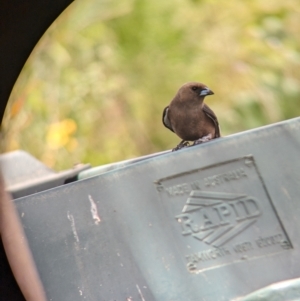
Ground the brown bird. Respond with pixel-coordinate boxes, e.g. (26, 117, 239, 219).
(163, 82, 220, 151)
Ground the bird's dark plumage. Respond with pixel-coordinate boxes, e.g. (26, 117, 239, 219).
(163, 82, 220, 151)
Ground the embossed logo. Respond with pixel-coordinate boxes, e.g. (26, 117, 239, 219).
(176, 191, 261, 247)
(155, 156, 292, 273)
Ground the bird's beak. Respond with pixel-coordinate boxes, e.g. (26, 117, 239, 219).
(200, 88, 214, 96)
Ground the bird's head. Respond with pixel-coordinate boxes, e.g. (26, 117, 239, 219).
(178, 82, 214, 103)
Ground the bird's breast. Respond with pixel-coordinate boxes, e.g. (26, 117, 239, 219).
(169, 105, 216, 141)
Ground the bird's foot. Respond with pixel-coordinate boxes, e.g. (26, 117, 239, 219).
(172, 140, 190, 151)
(192, 134, 213, 146)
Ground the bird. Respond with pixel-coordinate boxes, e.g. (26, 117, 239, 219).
(162, 82, 220, 151)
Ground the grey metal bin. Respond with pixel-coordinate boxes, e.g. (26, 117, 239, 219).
(9, 117, 300, 300)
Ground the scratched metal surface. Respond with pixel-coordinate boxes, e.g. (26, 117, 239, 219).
(15, 117, 300, 301)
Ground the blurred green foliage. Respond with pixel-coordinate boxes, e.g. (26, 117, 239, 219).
(2, 0, 300, 170)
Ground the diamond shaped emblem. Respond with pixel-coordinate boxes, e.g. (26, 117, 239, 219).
(176, 191, 261, 247)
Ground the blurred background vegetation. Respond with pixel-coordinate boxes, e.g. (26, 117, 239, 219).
(1, 0, 300, 170)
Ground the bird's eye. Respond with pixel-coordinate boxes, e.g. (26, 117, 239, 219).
(191, 86, 197, 91)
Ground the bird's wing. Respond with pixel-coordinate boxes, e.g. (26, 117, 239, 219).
(202, 104, 221, 138)
(162, 106, 174, 132)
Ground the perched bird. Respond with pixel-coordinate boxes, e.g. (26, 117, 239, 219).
(163, 82, 220, 151)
